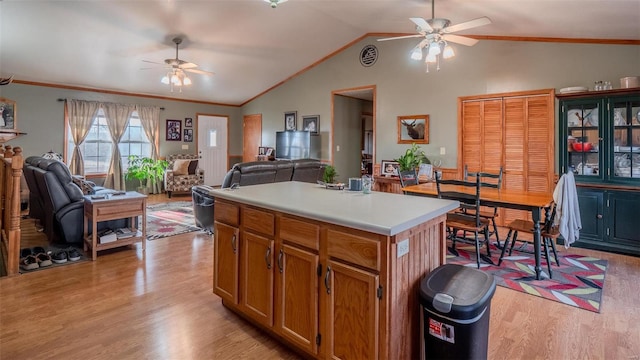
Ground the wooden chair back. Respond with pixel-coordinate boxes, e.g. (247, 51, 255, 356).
(463, 165, 503, 189)
(435, 172, 482, 227)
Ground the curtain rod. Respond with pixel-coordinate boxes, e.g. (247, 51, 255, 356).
(57, 98, 165, 110)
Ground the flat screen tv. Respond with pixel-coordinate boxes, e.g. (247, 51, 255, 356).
(275, 131, 320, 160)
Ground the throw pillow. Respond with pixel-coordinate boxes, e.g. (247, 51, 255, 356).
(188, 160, 198, 175)
(173, 159, 191, 176)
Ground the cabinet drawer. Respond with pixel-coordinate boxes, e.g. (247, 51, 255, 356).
(243, 207, 275, 236)
(96, 200, 143, 217)
(215, 201, 239, 226)
(327, 229, 380, 271)
(279, 216, 320, 251)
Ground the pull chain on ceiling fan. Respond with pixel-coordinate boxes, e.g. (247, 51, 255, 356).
(378, 0, 491, 72)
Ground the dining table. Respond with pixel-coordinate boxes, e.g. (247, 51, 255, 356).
(402, 182, 554, 280)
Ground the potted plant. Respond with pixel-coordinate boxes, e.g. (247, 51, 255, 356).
(125, 155, 169, 194)
(323, 165, 338, 184)
(395, 143, 430, 172)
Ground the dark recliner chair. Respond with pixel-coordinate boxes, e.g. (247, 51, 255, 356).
(23, 156, 47, 224)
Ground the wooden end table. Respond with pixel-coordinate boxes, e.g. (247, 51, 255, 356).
(83, 191, 147, 260)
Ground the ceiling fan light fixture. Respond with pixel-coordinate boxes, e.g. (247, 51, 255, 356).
(425, 53, 437, 63)
(443, 44, 455, 59)
(428, 42, 441, 57)
(410, 47, 423, 61)
(183, 76, 192, 86)
(161, 74, 170, 85)
(171, 73, 181, 86)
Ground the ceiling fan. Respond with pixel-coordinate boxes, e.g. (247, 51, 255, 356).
(378, 0, 491, 71)
(142, 37, 214, 91)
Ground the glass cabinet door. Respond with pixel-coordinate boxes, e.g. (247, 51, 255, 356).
(611, 98, 640, 180)
(566, 102, 601, 178)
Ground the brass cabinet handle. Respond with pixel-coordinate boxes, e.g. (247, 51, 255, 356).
(265, 246, 272, 269)
(324, 266, 331, 294)
(277, 249, 284, 273)
(231, 234, 237, 254)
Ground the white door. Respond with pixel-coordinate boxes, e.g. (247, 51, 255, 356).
(197, 115, 228, 186)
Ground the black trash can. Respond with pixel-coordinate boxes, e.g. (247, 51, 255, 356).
(420, 264, 496, 360)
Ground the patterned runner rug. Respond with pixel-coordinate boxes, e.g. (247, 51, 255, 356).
(447, 242, 607, 313)
(146, 201, 201, 240)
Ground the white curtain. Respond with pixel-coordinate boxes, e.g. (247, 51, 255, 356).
(67, 99, 100, 175)
(138, 105, 162, 194)
(103, 103, 136, 190)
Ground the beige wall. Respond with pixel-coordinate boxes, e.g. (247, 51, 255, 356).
(242, 37, 640, 172)
(1, 83, 243, 159)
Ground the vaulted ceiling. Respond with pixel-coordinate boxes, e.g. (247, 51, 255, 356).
(1, 0, 639, 105)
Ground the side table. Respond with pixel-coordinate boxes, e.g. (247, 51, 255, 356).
(83, 191, 147, 260)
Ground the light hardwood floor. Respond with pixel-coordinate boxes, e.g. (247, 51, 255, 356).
(1, 194, 639, 359)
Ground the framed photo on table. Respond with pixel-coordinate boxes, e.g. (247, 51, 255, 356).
(284, 111, 297, 131)
(380, 160, 400, 176)
(166, 119, 181, 141)
(0, 97, 17, 130)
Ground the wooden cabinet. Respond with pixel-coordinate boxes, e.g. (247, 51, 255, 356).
(558, 88, 640, 256)
(459, 89, 555, 224)
(213, 221, 239, 304)
(212, 198, 447, 359)
(325, 260, 379, 360)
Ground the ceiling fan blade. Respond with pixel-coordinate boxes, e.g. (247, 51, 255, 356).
(184, 68, 214, 76)
(142, 59, 165, 65)
(442, 34, 479, 46)
(378, 34, 424, 42)
(410, 17, 433, 33)
(443, 16, 491, 34)
(180, 62, 198, 69)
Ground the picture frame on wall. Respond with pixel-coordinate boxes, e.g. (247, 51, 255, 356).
(284, 111, 297, 131)
(185, 117, 193, 127)
(184, 128, 193, 142)
(302, 115, 319, 134)
(0, 97, 17, 130)
(397, 114, 429, 144)
(380, 160, 400, 176)
(166, 119, 182, 141)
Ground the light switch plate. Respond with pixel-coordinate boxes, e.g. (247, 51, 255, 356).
(182, 144, 189, 150)
(397, 239, 409, 258)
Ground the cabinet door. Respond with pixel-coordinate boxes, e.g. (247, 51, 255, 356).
(213, 222, 239, 304)
(275, 244, 319, 355)
(561, 99, 604, 182)
(607, 191, 640, 253)
(609, 97, 640, 183)
(325, 260, 379, 360)
(576, 188, 604, 241)
(241, 231, 274, 327)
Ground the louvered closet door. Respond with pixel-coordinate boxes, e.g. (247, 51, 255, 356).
(502, 94, 555, 224)
(460, 90, 555, 226)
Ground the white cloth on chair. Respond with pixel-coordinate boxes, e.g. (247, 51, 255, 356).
(553, 172, 581, 248)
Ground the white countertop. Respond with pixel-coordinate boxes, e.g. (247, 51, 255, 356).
(211, 181, 459, 236)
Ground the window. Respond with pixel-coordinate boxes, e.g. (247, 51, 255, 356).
(67, 109, 151, 174)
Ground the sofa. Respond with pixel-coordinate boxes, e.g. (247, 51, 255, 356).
(23, 156, 125, 244)
(164, 154, 204, 198)
(192, 159, 326, 233)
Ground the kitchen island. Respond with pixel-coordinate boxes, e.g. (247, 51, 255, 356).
(211, 181, 458, 359)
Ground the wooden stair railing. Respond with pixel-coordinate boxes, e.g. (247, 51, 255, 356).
(0, 145, 23, 276)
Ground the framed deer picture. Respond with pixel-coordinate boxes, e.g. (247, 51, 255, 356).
(397, 114, 429, 144)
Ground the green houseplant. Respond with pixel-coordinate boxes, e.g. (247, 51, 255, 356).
(125, 155, 169, 193)
(395, 143, 430, 172)
(323, 165, 338, 184)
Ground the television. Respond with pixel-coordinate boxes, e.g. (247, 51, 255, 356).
(275, 131, 320, 160)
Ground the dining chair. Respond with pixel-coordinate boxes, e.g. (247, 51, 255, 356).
(462, 165, 503, 245)
(399, 169, 419, 194)
(498, 202, 561, 278)
(436, 172, 491, 268)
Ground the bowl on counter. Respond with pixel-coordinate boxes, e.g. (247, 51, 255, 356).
(572, 142, 593, 152)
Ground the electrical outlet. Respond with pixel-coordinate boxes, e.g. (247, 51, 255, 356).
(440, 147, 446, 155)
(182, 144, 189, 150)
(397, 239, 409, 258)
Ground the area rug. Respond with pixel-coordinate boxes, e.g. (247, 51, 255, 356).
(446, 243, 607, 313)
(146, 201, 201, 240)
